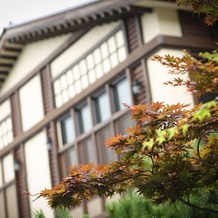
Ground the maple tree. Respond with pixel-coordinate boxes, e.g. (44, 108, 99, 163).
(38, 1, 218, 214)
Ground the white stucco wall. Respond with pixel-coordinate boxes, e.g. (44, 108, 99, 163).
(24, 130, 53, 218)
(2, 153, 14, 183)
(146, 48, 194, 106)
(0, 34, 71, 95)
(141, 8, 182, 43)
(50, 21, 121, 78)
(19, 75, 44, 131)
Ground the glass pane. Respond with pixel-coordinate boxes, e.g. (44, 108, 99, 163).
(72, 65, 80, 80)
(95, 64, 103, 79)
(100, 43, 109, 59)
(54, 80, 61, 95)
(75, 80, 82, 94)
(86, 137, 97, 164)
(80, 105, 92, 133)
(93, 48, 101, 64)
(60, 75, 67, 89)
(0, 191, 6, 218)
(96, 92, 111, 123)
(68, 85, 75, 98)
(108, 36, 116, 53)
(115, 78, 132, 111)
(118, 47, 127, 62)
(7, 131, 13, 144)
(88, 69, 96, 84)
(86, 54, 94, 70)
(103, 58, 111, 74)
(69, 146, 77, 166)
(81, 75, 89, 89)
(60, 115, 75, 145)
(6, 118, 12, 131)
(79, 60, 87, 75)
(55, 95, 63, 108)
(116, 30, 125, 47)
(110, 53, 118, 68)
(62, 89, 69, 103)
(6, 185, 18, 218)
(66, 70, 74, 84)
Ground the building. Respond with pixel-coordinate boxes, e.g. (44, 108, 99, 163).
(0, 0, 217, 217)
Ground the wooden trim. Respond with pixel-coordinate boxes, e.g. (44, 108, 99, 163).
(0, 34, 217, 157)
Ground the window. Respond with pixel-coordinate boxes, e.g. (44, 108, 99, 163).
(94, 91, 111, 123)
(53, 29, 127, 108)
(0, 154, 18, 218)
(113, 77, 132, 111)
(60, 115, 75, 145)
(78, 104, 92, 133)
(0, 100, 13, 150)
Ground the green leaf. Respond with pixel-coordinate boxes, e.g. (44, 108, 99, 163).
(181, 124, 190, 136)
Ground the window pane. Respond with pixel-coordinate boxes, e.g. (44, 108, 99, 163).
(68, 85, 75, 98)
(69, 146, 77, 166)
(115, 30, 125, 47)
(110, 53, 118, 68)
(55, 95, 63, 108)
(79, 105, 92, 133)
(81, 75, 89, 89)
(93, 48, 101, 64)
(54, 80, 61, 95)
(75, 80, 82, 94)
(86, 138, 97, 164)
(60, 75, 67, 89)
(114, 78, 132, 111)
(96, 92, 111, 123)
(66, 70, 74, 84)
(95, 64, 103, 79)
(102, 59, 111, 74)
(118, 47, 127, 62)
(88, 69, 96, 84)
(79, 60, 87, 75)
(60, 115, 75, 145)
(72, 65, 80, 80)
(108, 36, 116, 53)
(100, 43, 109, 59)
(62, 90, 69, 103)
(86, 54, 94, 70)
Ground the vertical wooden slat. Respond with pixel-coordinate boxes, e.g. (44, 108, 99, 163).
(11, 92, 22, 137)
(130, 61, 150, 105)
(49, 122, 60, 185)
(41, 65, 54, 114)
(14, 145, 30, 218)
(125, 16, 141, 53)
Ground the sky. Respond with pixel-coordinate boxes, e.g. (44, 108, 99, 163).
(0, 0, 94, 34)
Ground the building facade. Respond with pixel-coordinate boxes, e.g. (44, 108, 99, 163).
(0, 0, 217, 217)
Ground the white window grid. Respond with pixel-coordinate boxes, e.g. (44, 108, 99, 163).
(53, 29, 127, 108)
(0, 117, 13, 150)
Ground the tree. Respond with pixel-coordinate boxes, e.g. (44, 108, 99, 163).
(38, 0, 218, 214)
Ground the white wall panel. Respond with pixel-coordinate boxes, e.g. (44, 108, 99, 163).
(3, 153, 14, 183)
(19, 75, 44, 131)
(147, 48, 194, 106)
(0, 34, 71, 95)
(141, 8, 182, 43)
(24, 130, 53, 218)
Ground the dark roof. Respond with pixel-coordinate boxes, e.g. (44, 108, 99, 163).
(0, 0, 151, 88)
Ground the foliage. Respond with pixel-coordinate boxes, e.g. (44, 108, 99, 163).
(55, 206, 71, 218)
(33, 209, 45, 218)
(106, 190, 218, 218)
(175, 0, 218, 25)
(39, 48, 218, 214)
(38, 1, 218, 214)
